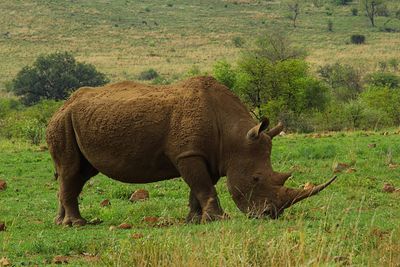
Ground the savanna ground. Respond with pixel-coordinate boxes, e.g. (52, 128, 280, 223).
(1, 0, 400, 266)
(0, 0, 400, 92)
(1, 131, 400, 266)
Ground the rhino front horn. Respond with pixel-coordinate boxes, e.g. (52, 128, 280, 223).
(282, 176, 337, 208)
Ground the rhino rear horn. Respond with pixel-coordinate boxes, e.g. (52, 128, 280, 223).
(267, 122, 284, 139)
(246, 118, 269, 140)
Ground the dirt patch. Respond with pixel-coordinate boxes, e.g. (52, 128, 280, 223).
(129, 189, 149, 202)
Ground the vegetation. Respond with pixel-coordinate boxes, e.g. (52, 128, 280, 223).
(1, 132, 399, 266)
(1, 1, 400, 265)
(7, 52, 109, 105)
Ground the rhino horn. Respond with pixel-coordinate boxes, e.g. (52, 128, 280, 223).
(267, 122, 283, 139)
(281, 176, 337, 208)
(273, 172, 292, 185)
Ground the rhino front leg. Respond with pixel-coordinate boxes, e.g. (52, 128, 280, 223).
(177, 157, 225, 223)
(186, 190, 202, 223)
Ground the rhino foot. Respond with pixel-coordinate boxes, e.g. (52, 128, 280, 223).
(54, 215, 65, 225)
(62, 217, 87, 227)
(201, 212, 230, 223)
(185, 212, 202, 224)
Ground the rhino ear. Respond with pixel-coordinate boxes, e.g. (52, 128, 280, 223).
(246, 118, 270, 140)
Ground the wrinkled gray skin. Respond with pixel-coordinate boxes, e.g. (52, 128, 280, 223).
(46, 76, 336, 226)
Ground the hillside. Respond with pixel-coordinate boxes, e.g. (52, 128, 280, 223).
(0, 0, 399, 90)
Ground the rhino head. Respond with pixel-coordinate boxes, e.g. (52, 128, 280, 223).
(226, 118, 337, 219)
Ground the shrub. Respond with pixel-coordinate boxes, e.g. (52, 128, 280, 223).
(138, 69, 159, 80)
(327, 20, 333, 32)
(318, 63, 362, 101)
(351, 8, 358, 16)
(366, 72, 400, 89)
(213, 60, 236, 89)
(361, 86, 400, 124)
(0, 100, 62, 144)
(8, 52, 109, 105)
(232, 36, 245, 48)
(333, 0, 352, 5)
(350, 34, 365, 44)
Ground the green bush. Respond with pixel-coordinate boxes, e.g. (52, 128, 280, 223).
(8, 52, 109, 105)
(0, 100, 62, 144)
(350, 34, 365, 44)
(138, 69, 159, 80)
(333, 0, 352, 5)
(318, 63, 362, 101)
(366, 72, 400, 89)
(351, 8, 358, 16)
(212, 60, 236, 89)
(361, 86, 400, 124)
(232, 36, 245, 48)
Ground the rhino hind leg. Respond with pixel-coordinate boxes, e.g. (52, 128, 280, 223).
(56, 158, 98, 226)
(177, 157, 225, 223)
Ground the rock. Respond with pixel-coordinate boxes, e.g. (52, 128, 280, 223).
(52, 255, 69, 264)
(117, 223, 132, 229)
(0, 180, 7, 190)
(333, 162, 350, 173)
(383, 183, 396, 193)
(0, 257, 11, 266)
(131, 233, 144, 239)
(345, 168, 357, 174)
(0, 222, 5, 231)
(129, 189, 149, 202)
(100, 199, 110, 207)
(142, 216, 159, 224)
(388, 163, 399, 169)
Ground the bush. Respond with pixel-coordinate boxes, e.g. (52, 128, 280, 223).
(213, 60, 236, 89)
(350, 34, 365, 44)
(327, 20, 333, 32)
(0, 100, 62, 144)
(332, 0, 352, 5)
(361, 86, 400, 124)
(138, 69, 159, 80)
(232, 36, 245, 48)
(351, 8, 358, 16)
(8, 52, 109, 106)
(318, 63, 362, 101)
(366, 72, 400, 89)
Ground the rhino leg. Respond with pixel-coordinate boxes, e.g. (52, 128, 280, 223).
(53, 152, 98, 226)
(177, 157, 225, 223)
(186, 190, 202, 223)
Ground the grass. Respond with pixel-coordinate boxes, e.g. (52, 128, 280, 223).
(1, 0, 400, 90)
(1, 131, 399, 266)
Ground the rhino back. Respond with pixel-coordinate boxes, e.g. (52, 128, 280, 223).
(59, 79, 218, 182)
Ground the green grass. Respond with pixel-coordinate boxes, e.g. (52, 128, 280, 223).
(1, 131, 399, 266)
(1, 0, 400, 91)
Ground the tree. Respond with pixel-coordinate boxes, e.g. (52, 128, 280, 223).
(8, 52, 109, 105)
(361, 0, 385, 27)
(287, 0, 301, 28)
(213, 33, 328, 123)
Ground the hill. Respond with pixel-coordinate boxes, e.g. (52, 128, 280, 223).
(0, 0, 399, 90)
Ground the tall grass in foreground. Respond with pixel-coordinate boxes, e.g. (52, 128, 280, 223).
(101, 199, 399, 267)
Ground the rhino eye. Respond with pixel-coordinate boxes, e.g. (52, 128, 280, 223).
(252, 176, 260, 183)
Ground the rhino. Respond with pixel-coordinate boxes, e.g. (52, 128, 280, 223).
(46, 76, 336, 226)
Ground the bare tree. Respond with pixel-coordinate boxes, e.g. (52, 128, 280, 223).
(361, 0, 384, 27)
(287, 0, 301, 28)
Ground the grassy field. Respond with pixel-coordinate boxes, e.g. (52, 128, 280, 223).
(1, 131, 399, 266)
(1, 0, 400, 91)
